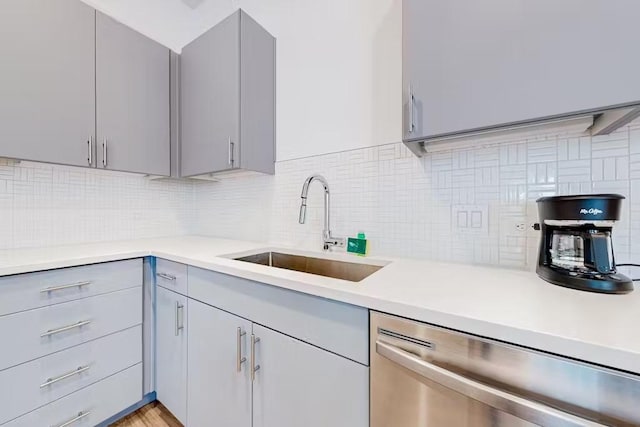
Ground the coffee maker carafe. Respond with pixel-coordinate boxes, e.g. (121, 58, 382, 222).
(535, 194, 633, 294)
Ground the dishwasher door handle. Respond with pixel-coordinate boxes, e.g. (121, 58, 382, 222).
(376, 340, 605, 427)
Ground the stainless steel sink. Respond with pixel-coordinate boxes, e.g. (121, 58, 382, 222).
(232, 251, 384, 282)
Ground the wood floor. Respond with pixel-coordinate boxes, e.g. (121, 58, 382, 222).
(110, 402, 182, 427)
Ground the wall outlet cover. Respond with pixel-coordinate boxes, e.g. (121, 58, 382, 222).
(451, 205, 489, 236)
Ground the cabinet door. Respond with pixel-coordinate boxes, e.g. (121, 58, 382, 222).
(155, 287, 187, 424)
(0, 0, 95, 167)
(404, 0, 640, 140)
(181, 11, 240, 177)
(96, 12, 170, 176)
(252, 324, 369, 427)
(187, 299, 252, 427)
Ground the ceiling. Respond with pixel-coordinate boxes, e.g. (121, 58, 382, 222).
(80, 0, 245, 52)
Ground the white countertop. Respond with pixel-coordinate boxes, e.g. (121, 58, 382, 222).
(1, 235, 639, 374)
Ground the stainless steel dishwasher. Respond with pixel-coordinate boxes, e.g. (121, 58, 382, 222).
(371, 311, 640, 427)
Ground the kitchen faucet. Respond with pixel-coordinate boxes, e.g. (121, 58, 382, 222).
(299, 175, 346, 251)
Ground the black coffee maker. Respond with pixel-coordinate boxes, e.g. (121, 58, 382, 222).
(535, 194, 633, 294)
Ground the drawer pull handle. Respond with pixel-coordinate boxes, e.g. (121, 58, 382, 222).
(52, 411, 91, 427)
(40, 365, 90, 388)
(40, 281, 92, 294)
(157, 273, 177, 281)
(41, 320, 91, 338)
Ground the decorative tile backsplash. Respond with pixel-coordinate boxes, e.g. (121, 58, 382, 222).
(195, 122, 640, 270)
(0, 160, 195, 250)
(2, 122, 640, 274)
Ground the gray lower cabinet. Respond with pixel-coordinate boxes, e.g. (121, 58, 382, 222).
(0, 0, 95, 167)
(176, 265, 369, 427)
(155, 287, 188, 425)
(96, 12, 171, 176)
(187, 299, 252, 427)
(252, 324, 369, 427)
(181, 9, 275, 178)
(404, 0, 640, 142)
(185, 299, 369, 427)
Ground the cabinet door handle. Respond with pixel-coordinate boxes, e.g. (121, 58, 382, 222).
(41, 320, 91, 338)
(87, 136, 93, 166)
(228, 138, 235, 166)
(40, 281, 91, 294)
(175, 302, 184, 336)
(408, 83, 416, 134)
(237, 327, 247, 372)
(51, 411, 91, 427)
(40, 365, 90, 388)
(157, 273, 177, 281)
(251, 334, 261, 381)
(102, 138, 107, 167)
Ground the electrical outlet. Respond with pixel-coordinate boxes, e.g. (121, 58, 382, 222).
(516, 223, 526, 232)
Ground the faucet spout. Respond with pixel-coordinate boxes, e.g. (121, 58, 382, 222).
(301, 174, 329, 197)
(299, 175, 329, 229)
(298, 175, 345, 251)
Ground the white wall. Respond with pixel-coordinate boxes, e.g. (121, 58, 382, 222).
(81, 0, 402, 161)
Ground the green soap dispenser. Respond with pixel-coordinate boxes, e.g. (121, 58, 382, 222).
(347, 232, 368, 256)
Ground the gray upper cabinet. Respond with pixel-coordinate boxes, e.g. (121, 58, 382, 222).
(96, 13, 171, 176)
(0, 0, 95, 167)
(181, 11, 240, 177)
(404, 0, 640, 142)
(181, 10, 275, 178)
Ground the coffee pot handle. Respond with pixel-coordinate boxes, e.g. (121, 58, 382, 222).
(589, 232, 614, 274)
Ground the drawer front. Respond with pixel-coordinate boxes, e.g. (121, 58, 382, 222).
(188, 267, 369, 365)
(0, 259, 142, 317)
(156, 259, 188, 295)
(0, 287, 142, 371)
(2, 363, 142, 427)
(0, 326, 141, 425)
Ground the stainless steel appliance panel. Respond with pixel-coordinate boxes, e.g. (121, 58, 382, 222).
(371, 311, 640, 427)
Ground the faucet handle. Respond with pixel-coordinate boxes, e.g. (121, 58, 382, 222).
(324, 237, 346, 251)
